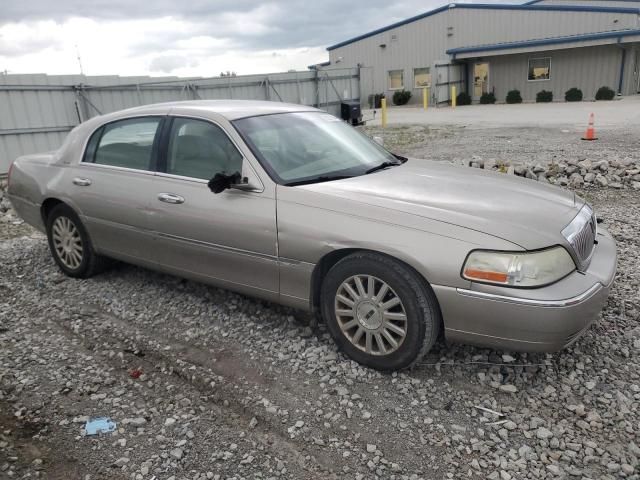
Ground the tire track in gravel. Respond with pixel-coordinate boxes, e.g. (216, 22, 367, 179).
(48, 303, 342, 478)
(1, 239, 455, 478)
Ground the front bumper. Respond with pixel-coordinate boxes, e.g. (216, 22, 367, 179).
(433, 227, 617, 352)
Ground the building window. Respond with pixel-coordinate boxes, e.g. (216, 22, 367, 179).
(388, 70, 404, 90)
(528, 58, 551, 81)
(414, 67, 431, 88)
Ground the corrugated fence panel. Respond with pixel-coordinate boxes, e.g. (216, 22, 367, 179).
(0, 68, 360, 174)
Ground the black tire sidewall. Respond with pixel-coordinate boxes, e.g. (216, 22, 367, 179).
(46, 204, 93, 278)
(321, 254, 437, 371)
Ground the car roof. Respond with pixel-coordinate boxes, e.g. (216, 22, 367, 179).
(111, 100, 320, 121)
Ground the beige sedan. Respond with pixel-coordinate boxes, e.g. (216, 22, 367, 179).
(7, 100, 617, 370)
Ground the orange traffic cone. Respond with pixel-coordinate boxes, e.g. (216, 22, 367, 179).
(581, 113, 597, 141)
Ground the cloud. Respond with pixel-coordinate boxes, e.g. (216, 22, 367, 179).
(148, 55, 199, 73)
(0, 0, 517, 76)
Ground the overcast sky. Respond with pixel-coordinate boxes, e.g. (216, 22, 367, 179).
(0, 0, 512, 78)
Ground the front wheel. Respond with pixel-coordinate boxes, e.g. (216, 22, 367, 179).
(321, 252, 441, 371)
(46, 203, 109, 278)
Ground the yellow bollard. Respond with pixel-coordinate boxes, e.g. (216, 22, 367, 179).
(451, 86, 457, 108)
(381, 97, 387, 128)
(423, 87, 428, 110)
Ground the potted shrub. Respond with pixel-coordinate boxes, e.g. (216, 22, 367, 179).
(392, 89, 412, 105)
(536, 90, 553, 102)
(506, 89, 522, 104)
(595, 86, 615, 101)
(374, 93, 385, 109)
(456, 92, 472, 106)
(565, 87, 583, 102)
(479, 92, 496, 104)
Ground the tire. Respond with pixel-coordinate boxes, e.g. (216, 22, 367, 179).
(46, 203, 109, 278)
(320, 252, 441, 371)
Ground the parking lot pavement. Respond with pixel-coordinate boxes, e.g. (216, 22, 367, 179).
(363, 95, 640, 130)
(2, 127, 639, 480)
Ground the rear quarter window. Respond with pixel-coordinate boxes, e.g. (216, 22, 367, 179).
(83, 117, 161, 170)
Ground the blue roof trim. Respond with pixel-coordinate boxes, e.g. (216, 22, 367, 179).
(326, 2, 640, 51)
(446, 28, 640, 55)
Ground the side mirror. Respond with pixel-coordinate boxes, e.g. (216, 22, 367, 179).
(208, 172, 241, 194)
(373, 136, 384, 146)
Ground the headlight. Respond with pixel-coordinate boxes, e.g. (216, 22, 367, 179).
(462, 246, 576, 287)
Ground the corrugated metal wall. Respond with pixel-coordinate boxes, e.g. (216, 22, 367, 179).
(327, 5, 640, 103)
(0, 68, 361, 174)
(474, 44, 625, 102)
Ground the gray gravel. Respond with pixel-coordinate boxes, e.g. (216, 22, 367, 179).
(1, 127, 639, 479)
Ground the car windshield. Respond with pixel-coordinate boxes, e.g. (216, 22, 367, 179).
(233, 112, 401, 185)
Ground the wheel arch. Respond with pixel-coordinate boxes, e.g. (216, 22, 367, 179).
(41, 197, 67, 224)
(310, 248, 443, 327)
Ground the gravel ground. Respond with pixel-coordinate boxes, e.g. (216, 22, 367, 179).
(1, 127, 639, 480)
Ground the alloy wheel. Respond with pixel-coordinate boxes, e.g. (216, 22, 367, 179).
(51, 216, 84, 270)
(334, 275, 407, 356)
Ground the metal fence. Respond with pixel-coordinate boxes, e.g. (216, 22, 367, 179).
(0, 67, 362, 174)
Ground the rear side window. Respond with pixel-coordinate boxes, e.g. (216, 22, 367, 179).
(165, 118, 243, 180)
(84, 117, 160, 170)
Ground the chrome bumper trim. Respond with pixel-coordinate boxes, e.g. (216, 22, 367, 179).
(456, 283, 602, 308)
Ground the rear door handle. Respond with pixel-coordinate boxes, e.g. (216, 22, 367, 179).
(73, 177, 92, 186)
(157, 193, 185, 204)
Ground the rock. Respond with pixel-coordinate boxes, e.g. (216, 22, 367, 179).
(536, 427, 553, 440)
(366, 444, 376, 453)
(170, 448, 184, 460)
(595, 174, 608, 187)
(569, 173, 584, 186)
(114, 457, 129, 467)
(499, 384, 518, 393)
(584, 172, 596, 183)
(249, 417, 258, 429)
(122, 417, 147, 426)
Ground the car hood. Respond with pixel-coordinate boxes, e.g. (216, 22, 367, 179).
(296, 160, 582, 250)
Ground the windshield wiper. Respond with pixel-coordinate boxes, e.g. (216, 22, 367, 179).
(284, 175, 353, 187)
(365, 160, 403, 174)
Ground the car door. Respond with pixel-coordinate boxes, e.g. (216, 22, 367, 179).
(149, 115, 279, 299)
(69, 116, 162, 263)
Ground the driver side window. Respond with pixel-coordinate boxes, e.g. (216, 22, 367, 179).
(166, 118, 243, 180)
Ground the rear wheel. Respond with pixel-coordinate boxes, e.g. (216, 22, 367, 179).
(321, 252, 441, 371)
(46, 204, 109, 278)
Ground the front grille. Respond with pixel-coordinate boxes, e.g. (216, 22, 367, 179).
(562, 205, 597, 271)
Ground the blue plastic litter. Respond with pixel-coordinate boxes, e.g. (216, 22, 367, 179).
(84, 417, 117, 436)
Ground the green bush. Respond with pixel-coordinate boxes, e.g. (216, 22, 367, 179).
(456, 92, 472, 106)
(565, 87, 583, 102)
(479, 92, 496, 104)
(505, 89, 522, 104)
(392, 89, 412, 105)
(536, 90, 553, 103)
(595, 86, 615, 101)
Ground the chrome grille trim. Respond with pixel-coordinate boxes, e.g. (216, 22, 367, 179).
(562, 204, 597, 271)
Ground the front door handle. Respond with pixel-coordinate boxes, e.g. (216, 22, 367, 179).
(157, 193, 185, 204)
(73, 177, 92, 187)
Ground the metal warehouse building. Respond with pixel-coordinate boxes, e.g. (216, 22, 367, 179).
(322, 0, 640, 104)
